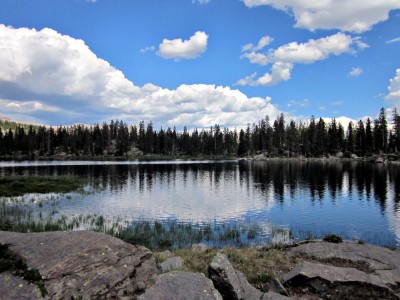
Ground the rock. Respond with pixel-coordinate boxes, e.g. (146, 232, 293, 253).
(208, 252, 293, 300)
(282, 261, 396, 299)
(261, 291, 293, 300)
(291, 241, 400, 287)
(209, 252, 261, 299)
(157, 249, 173, 260)
(0, 271, 45, 300)
(192, 243, 209, 252)
(160, 256, 184, 273)
(264, 277, 290, 297)
(138, 271, 222, 300)
(335, 151, 344, 158)
(0, 230, 158, 299)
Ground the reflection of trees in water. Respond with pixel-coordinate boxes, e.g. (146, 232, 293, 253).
(245, 160, 398, 213)
(57, 163, 236, 195)
(372, 164, 387, 213)
(1, 161, 398, 215)
(390, 166, 400, 212)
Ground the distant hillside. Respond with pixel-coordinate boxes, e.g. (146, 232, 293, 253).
(0, 118, 44, 133)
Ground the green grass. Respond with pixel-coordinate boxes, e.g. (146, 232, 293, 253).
(0, 175, 88, 197)
(116, 220, 262, 250)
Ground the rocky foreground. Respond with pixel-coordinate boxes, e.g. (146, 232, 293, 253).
(0, 231, 399, 299)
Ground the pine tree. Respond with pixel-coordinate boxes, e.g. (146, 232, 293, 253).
(392, 108, 400, 152)
(355, 120, 366, 156)
(346, 122, 355, 154)
(365, 118, 373, 154)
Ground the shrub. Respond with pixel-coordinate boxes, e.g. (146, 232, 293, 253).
(323, 234, 342, 243)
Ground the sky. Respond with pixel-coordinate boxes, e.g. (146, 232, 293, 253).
(0, 0, 400, 129)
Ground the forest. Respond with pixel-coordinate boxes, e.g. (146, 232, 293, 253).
(0, 107, 400, 158)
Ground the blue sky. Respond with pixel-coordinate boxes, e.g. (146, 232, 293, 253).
(0, 0, 400, 129)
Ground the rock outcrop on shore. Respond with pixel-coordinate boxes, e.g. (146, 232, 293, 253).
(0, 231, 158, 299)
(1, 231, 400, 299)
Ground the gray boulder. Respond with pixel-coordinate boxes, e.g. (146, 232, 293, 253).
(160, 256, 184, 273)
(138, 271, 223, 300)
(291, 241, 400, 287)
(282, 261, 396, 299)
(192, 243, 209, 252)
(264, 277, 290, 297)
(157, 249, 173, 260)
(0, 230, 158, 299)
(208, 252, 292, 300)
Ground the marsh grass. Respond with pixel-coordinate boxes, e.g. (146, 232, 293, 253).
(115, 221, 265, 250)
(0, 205, 271, 250)
(0, 175, 87, 197)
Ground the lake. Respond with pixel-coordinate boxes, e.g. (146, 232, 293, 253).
(0, 159, 399, 249)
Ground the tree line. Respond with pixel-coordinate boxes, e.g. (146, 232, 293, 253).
(1, 107, 400, 158)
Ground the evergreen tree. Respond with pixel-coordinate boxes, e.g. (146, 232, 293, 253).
(365, 118, 373, 154)
(286, 120, 298, 156)
(346, 121, 355, 154)
(373, 108, 388, 153)
(273, 114, 285, 153)
(392, 108, 400, 152)
(237, 129, 246, 156)
(316, 118, 327, 156)
(355, 120, 366, 156)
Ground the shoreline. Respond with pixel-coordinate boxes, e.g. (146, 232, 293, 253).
(0, 153, 398, 163)
(1, 230, 399, 299)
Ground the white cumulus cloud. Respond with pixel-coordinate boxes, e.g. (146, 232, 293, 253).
(386, 37, 400, 44)
(140, 46, 155, 53)
(273, 33, 354, 64)
(251, 62, 293, 86)
(234, 72, 258, 86)
(386, 68, 400, 107)
(0, 25, 283, 128)
(157, 31, 208, 60)
(241, 51, 270, 66)
(238, 32, 355, 86)
(192, 0, 210, 4)
(243, 0, 400, 33)
(242, 35, 273, 52)
(348, 67, 363, 77)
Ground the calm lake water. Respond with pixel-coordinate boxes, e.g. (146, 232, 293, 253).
(1, 160, 399, 248)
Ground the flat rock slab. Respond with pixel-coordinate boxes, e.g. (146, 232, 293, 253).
(138, 271, 223, 300)
(0, 271, 44, 300)
(291, 241, 400, 286)
(283, 261, 397, 299)
(0, 230, 158, 299)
